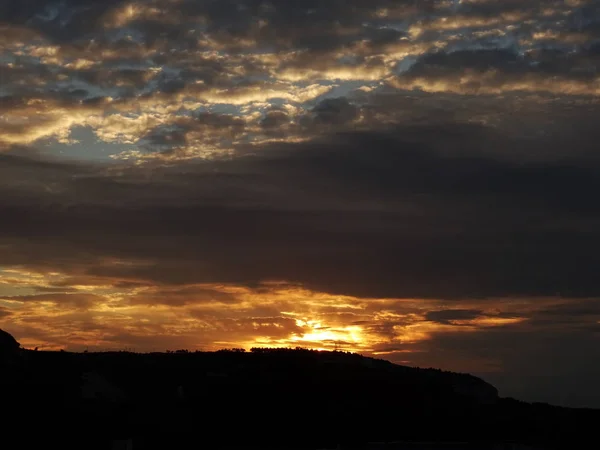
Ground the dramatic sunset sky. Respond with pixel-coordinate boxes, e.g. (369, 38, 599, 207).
(1, 0, 600, 407)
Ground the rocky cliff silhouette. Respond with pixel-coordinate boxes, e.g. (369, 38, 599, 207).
(1, 329, 596, 449)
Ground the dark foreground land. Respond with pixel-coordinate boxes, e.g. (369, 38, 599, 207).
(1, 329, 597, 449)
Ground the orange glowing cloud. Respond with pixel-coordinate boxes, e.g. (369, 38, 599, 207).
(0, 268, 542, 358)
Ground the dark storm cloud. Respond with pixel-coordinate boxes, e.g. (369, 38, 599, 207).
(0, 0, 590, 54)
(2, 104, 600, 299)
(405, 47, 600, 80)
(0, 0, 126, 42)
(0, 0, 414, 51)
(260, 109, 291, 129)
(139, 124, 189, 151)
(138, 112, 246, 153)
(171, 0, 417, 49)
(425, 309, 484, 324)
(307, 97, 360, 126)
(527, 299, 600, 326)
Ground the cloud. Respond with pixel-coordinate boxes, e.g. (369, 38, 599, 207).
(0, 293, 103, 309)
(393, 47, 600, 95)
(527, 299, 600, 326)
(1, 0, 600, 154)
(129, 285, 241, 307)
(0, 272, 530, 354)
(1, 109, 600, 300)
(307, 97, 360, 126)
(0, 0, 127, 42)
(425, 309, 484, 324)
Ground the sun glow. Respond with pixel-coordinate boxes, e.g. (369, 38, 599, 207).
(2, 266, 540, 357)
(290, 319, 365, 351)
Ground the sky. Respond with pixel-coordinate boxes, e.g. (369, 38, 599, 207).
(1, 0, 600, 408)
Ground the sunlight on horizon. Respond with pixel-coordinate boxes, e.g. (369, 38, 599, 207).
(0, 266, 560, 364)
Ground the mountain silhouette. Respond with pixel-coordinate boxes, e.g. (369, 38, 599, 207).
(1, 329, 596, 449)
(0, 327, 19, 354)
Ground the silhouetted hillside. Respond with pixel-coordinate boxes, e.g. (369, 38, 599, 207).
(1, 330, 597, 449)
